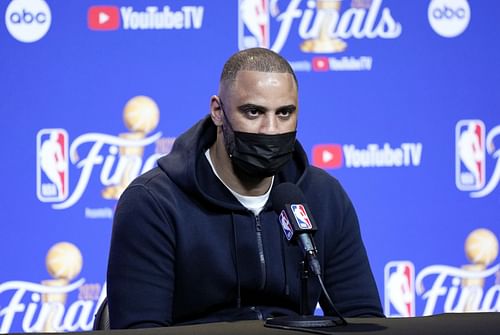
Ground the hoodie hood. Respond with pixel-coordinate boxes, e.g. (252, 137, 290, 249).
(157, 115, 309, 211)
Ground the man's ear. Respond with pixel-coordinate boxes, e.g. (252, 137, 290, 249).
(210, 95, 223, 126)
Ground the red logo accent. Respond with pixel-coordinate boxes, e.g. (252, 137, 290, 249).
(312, 144, 343, 169)
(312, 57, 330, 72)
(88, 6, 120, 31)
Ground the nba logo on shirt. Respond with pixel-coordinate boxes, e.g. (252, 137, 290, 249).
(290, 204, 313, 230)
(238, 0, 270, 49)
(456, 120, 486, 191)
(36, 129, 69, 202)
(384, 261, 415, 317)
(279, 210, 294, 240)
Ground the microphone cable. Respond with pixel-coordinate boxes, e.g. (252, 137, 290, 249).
(316, 274, 347, 325)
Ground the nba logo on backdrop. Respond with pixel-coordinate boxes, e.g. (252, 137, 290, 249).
(238, 0, 271, 49)
(36, 129, 69, 202)
(455, 119, 500, 198)
(384, 261, 415, 317)
(456, 120, 485, 191)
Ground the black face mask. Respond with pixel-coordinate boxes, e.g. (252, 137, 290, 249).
(220, 103, 296, 178)
(230, 130, 297, 177)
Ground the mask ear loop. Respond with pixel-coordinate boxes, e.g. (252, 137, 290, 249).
(218, 97, 236, 132)
(217, 97, 235, 158)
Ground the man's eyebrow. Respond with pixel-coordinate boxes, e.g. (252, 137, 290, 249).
(237, 104, 268, 113)
(277, 105, 297, 113)
(237, 104, 297, 113)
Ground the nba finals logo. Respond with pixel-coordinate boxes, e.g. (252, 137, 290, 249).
(238, 0, 402, 54)
(456, 119, 500, 198)
(0, 242, 105, 333)
(384, 228, 500, 316)
(36, 96, 175, 210)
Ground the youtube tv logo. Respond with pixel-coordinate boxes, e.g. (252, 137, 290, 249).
(88, 6, 120, 31)
(312, 144, 343, 169)
(312, 57, 330, 72)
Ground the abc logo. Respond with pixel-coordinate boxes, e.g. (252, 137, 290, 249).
(5, 0, 52, 43)
(428, 0, 470, 38)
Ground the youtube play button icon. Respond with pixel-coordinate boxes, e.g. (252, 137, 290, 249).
(312, 144, 343, 169)
(88, 6, 120, 31)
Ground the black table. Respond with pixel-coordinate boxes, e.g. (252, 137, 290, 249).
(84, 313, 500, 335)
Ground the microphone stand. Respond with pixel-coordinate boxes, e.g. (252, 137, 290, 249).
(300, 260, 309, 316)
(265, 256, 341, 328)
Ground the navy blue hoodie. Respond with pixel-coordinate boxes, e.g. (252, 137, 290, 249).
(107, 116, 383, 329)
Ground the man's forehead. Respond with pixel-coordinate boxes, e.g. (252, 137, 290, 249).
(221, 70, 297, 91)
(235, 69, 294, 79)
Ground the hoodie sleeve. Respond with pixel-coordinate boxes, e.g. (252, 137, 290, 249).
(107, 184, 176, 328)
(319, 180, 384, 318)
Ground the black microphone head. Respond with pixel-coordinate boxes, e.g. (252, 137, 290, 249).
(271, 182, 306, 214)
(271, 182, 321, 275)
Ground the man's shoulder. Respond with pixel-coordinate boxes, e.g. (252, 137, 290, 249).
(302, 166, 352, 209)
(129, 167, 165, 187)
(305, 165, 342, 189)
(126, 166, 177, 196)
(117, 166, 182, 215)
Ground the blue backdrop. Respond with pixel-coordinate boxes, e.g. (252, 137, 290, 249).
(1, 0, 499, 332)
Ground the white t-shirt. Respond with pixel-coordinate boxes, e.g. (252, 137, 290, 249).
(205, 149, 273, 216)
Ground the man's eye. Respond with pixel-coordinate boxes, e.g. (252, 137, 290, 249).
(277, 109, 293, 119)
(245, 109, 261, 118)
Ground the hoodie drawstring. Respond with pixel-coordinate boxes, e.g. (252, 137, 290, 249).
(279, 233, 290, 296)
(231, 213, 242, 308)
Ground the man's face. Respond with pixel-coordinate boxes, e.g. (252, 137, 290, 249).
(221, 70, 298, 135)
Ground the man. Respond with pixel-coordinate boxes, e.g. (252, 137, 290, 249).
(107, 48, 383, 329)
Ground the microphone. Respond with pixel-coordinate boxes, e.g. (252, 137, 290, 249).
(266, 182, 347, 328)
(271, 182, 321, 276)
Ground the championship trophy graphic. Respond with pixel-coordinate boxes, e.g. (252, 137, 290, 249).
(101, 95, 160, 199)
(42, 242, 83, 332)
(461, 228, 499, 312)
(300, 0, 347, 53)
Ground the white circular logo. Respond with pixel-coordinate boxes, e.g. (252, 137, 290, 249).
(428, 0, 470, 38)
(5, 0, 51, 43)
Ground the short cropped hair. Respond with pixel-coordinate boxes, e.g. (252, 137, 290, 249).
(220, 48, 298, 89)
